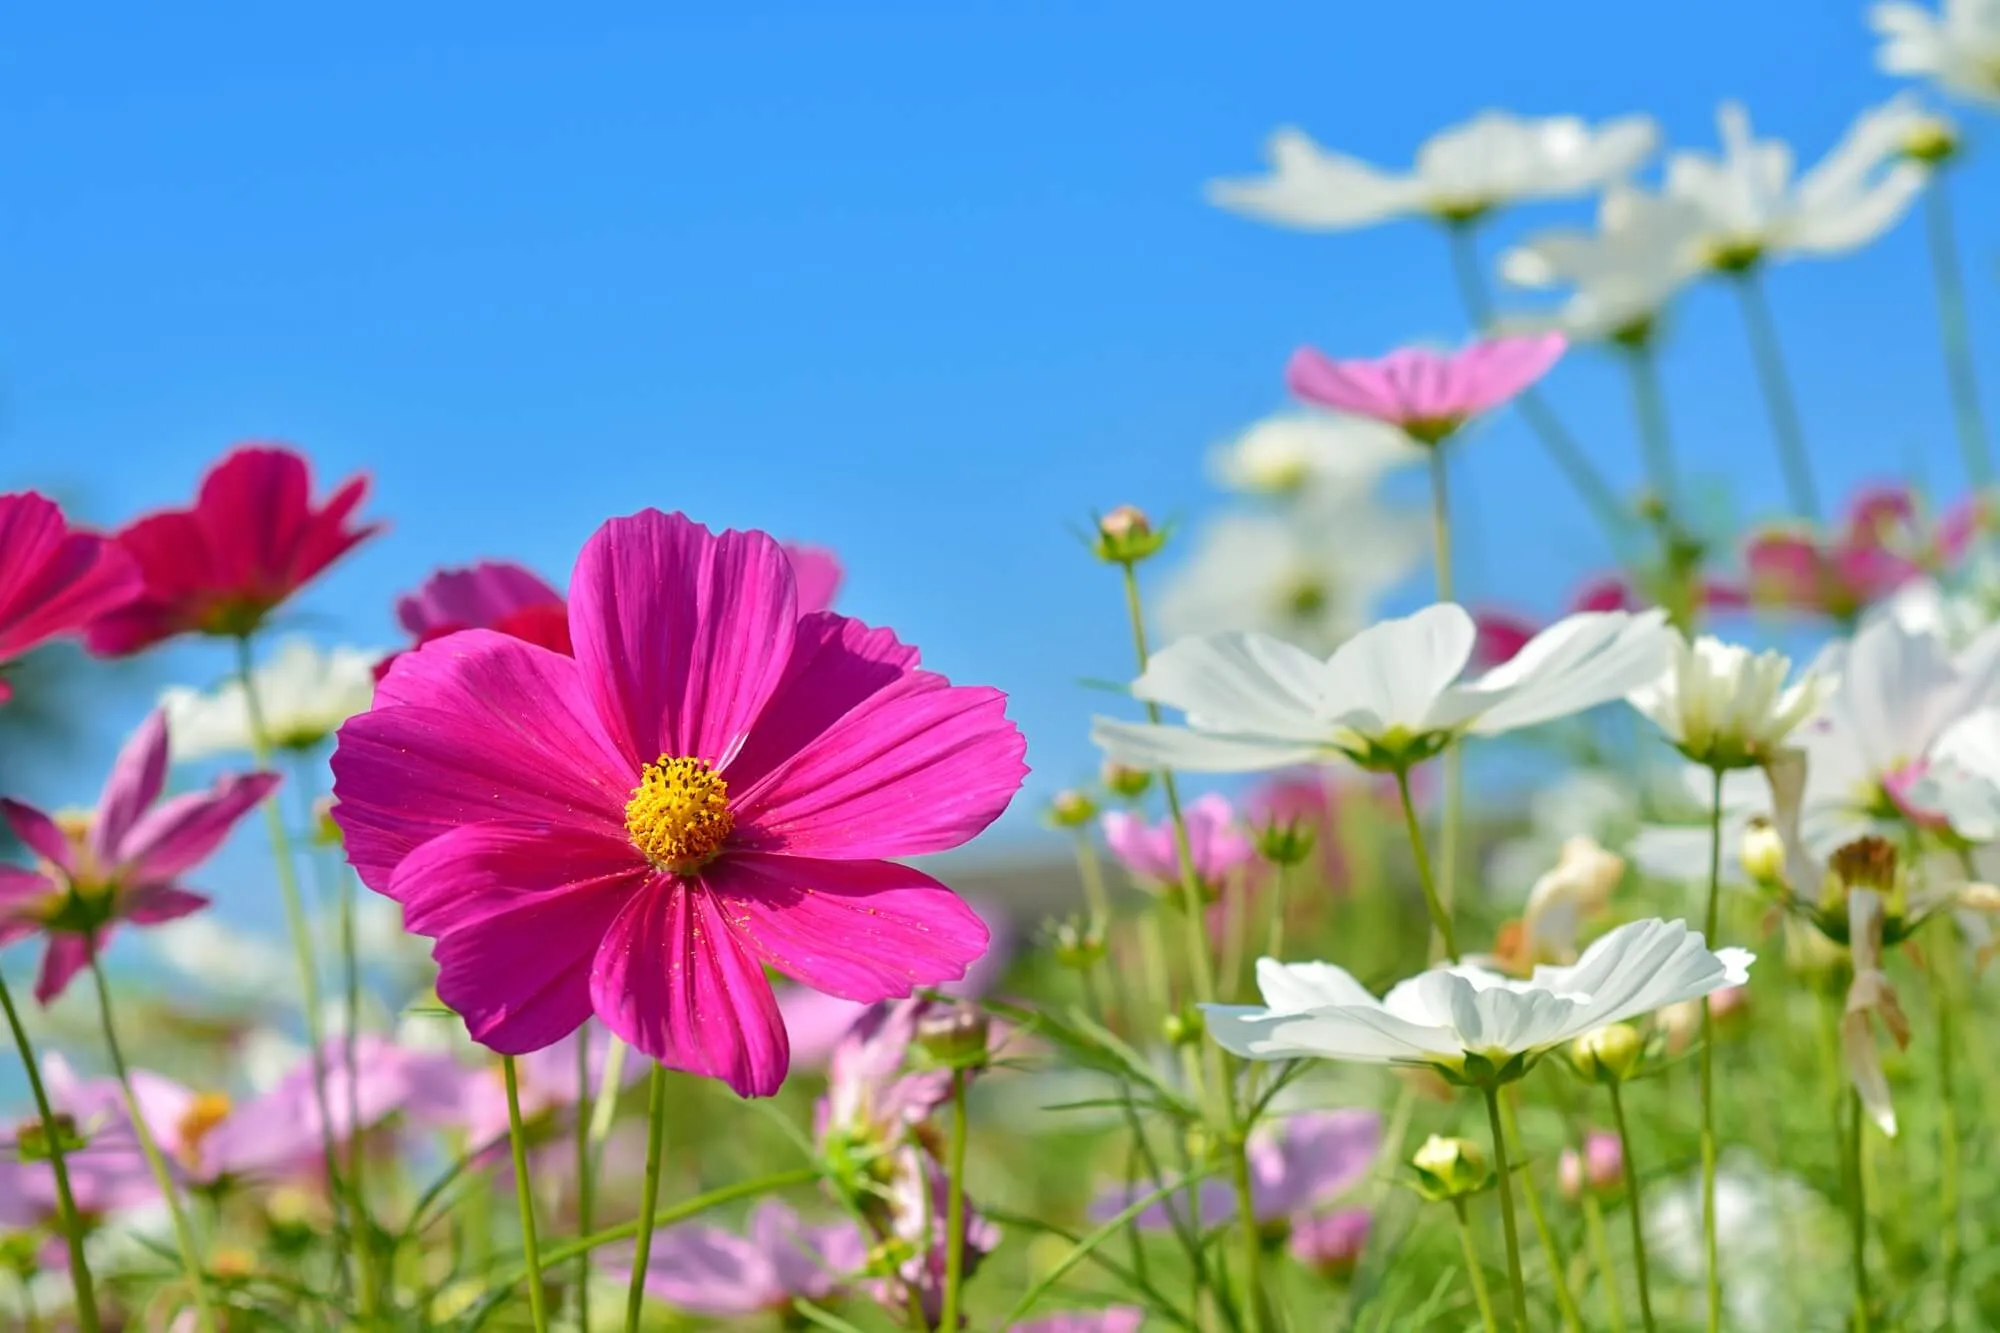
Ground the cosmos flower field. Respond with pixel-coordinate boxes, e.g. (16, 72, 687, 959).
(12, 3, 2000, 1330)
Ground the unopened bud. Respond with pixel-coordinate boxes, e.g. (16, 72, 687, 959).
(13, 1113, 85, 1162)
(1740, 817, 1786, 888)
(1411, 1134, 1490, 1201)
(1047, 789, 1098, 829)
(1958, 882, 2000, 913)
(1162, 1005, 1206, 1048)
(1570, 1023, 1645, 1084)
(1100, 760, 1153, 800)
(1049, 916, 1106, 970)
(1254, 817, 1317, 868)
(1092, 506, 1169, 565)
(1558, 1132, 1623, 1200)
(915, 1003, 991, 1071)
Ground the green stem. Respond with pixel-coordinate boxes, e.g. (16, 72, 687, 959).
(0, 968, 102, 1333)
(1428, 445, 1455, 604)
(573, 1028, 595, 1332)
(504, 1058, 550, 1333)
(1581, 1193, 1627, 1333)
(1730, 268, 1821, 521)
(85, 954, 218, 1333)
(1482, 1085, 1530, 1333)
(1265, 856, 1292, 962)
(940, 1067, 971, 1331)
(626, 1065, 670, 1332)
(1606, 1083, 1659, 1333)
(1847, 1087, 1871, 1332)
(1450, 1197, 1502, 1333)
(1931, 936, 1963, 1319)
(1500, 1093, 1585, 1333)
(1426, 444, 1465, 945)
(1623, 338, 1682, 515)
(1698, 767, 1723, 1333)
(1923, 170, 1993, 490)
(1393, 765, 1459, 962)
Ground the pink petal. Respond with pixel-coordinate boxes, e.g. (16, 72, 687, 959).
(195, 446, 312, 592)
(1835, 547, 1922, 607)
(390, 821, 646, 1054)
(1451, 334, 1566, 417)
(723, 613, 919, 792)
(1, 800, 78, 878)
(395, 561, 564, 638)
(0, 865, 50, 947)
(1470, 609, 1537, 669)
(0, 494, 140, 662)
(35, 934, 95, 1005)
(704, 853, 989, 1001)
(1285, 346, 1402, 422)
(784, 544, 844, 616)
(1844, 484, 1917, 546)
(566, 510, 799, 770)
(730, 619, 1025, 861)
(631, 1225, 778, 1315)
(1571, 575, 1634, 613)
(118, 771, 279, 883)
(1745, 530, 1827, 609)
(121, 884, 209, 926)
(331, 629, 630, 894)
(1382, 347, 1454, 420)
(590, 878, 790, 1098)
(91, 711, 169, 868)
(1100, 809, 1178, 883)
(1935, 494, 1987, 564)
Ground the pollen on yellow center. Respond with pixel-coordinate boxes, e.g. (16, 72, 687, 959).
(176, 1091, 232, 1169)
(624, 755, 734, 870)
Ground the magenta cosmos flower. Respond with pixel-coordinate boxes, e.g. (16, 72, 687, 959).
(1101, 793, 1254, 899)
(0, 710, 276, 1003)
(610, 1199, 865, 1318)
(1746, 484, 1980, 621)
(86, 445, 380, 656)
(0, 493, 139, 702)
(331, 510, 1024, 1097)
(1286, 334, 1567, 445)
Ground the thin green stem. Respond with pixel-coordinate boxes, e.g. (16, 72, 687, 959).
(1450, 1197, 1502, 1333)
(626, 1065, 670, 1332)
(1606, 1083, 1659, 1333)
(1698, 766, 1723, 1333)
(504, 1058, 550, 1333)
(1393, 765, 1459, 962)
(0, 968, 102, 1333)
(940, 1068, 971, 1331)
(1580, 1194, 1627, 1333)
(1930, 936, 1963, 1319)
(1500, 1093, 1584, 1333)
(1428, 445, 1455, 604)
(1482, 1085, 1531, 1333)
(1730, 268, 1821, 521)
(1265, 856, 1292, 962)
(1622, 339, 1681, 514)
(85, 954, 218, 1333)
(1425, 446, 1465, 946)
(1847, 1087, 1871, 1332)
(1923, 171, 1992, 490)
(573, 1029, 595, 1332)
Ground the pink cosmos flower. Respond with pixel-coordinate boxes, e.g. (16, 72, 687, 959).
(1288, 1207, 1372, 1277)
(1558, 1131, 1624, 1199)
(395, 560, 573, 657)
(0, 493, 140, 702)
(1014, 1310, 1146, 1333)
(786, 544, 845, 616)
(86, 445, 381, 656)
(815, 997, 953, 1153)
(607, 1199, 865, 1317)
(1286, 335, 1567, 444)
(874, 1146, 1001, 1327)
(1246, 770, 1400, 889)
(409, 1023, 646, 1151)
(0, 710, 277, 1003)
(1746, 484, 1982, 621)
(1101, 794, 1254, 899)
(331, 510, 1024, 1097)
(1098, 1109, 1379, 1232)
(1, 1055, 160, 1222)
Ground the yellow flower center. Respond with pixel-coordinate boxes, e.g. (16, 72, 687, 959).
(176, 1091, 232, 1169)
(624, 756, 734, 870)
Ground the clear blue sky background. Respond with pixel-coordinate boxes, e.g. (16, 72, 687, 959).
(2, 0, 1994, 905)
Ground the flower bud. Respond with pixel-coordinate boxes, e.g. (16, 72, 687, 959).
(1288, 1207, 1372, 1277)
(1254, 816, 1317, 868)
(1904, 115, 1960, 165)
(12, 1113, 85, 1162)
(1411, 1134, 1490, 1201)
(1100, 760, 1153, 800)
(1958, 882, 2000, 913)
(1046, 789, 1098, 829)
(1557, 1132, 1623, 1200)
(1569, 1022, 1644, 1084)
(1740, 817, 1786, 888)
(915, 1003, 991, 1071)
(1092, 506, 1169, 565)
(1162, 1005, 1206, 1048)
(1048, 915, 1106, 970)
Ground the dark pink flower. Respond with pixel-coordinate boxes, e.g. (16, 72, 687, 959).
(0, 710, 276, 1003)
(608, 1199, 865, 1317)
(395, 560, 573, 657)
(1101, 794, 1254, 898)
(331, 510, 1024, 1097)
(86, 445, 381, 656)
(0, 493, 140, 701)
(1286, 335, 1567, 444)
(1745, 484, 1981, 620)
(1014, 1310, 1146, 1333)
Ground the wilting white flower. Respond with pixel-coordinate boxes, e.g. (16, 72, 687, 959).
(161, 637, 381, 760)
(1156, 502, 1425, 656)
(1204, 918, 1751, 1079)
(1093, 603, 1671, 773)
(1209, 111, 1657, 231)
(1628, 635, 1827, 770)
(1874, 0, 2000, 104)
(1664, 99, 1931, 270)
(1494, 836, 1627, 970)
(1499, 186, 1708, 342)
(1208, 411, 1422, 497)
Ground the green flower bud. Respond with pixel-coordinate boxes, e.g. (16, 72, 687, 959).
(1569, 1022, 1645, 1084)
(1092, 506, 1170, 565)
(915, 1003, 991, 1071)
(1162, 1005, 1206, 1048)
(1100, 761, 1153, 800)
(1047, 789, 1099, 830)
(1411, 1134, 1491, 1201)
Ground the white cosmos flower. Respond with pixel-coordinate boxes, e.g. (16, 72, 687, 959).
(161, 637, 382, 760)
(1204, 917, 1752, 1076)
(1874, 0, 2000, 104)
(1628, 635, 1827, 770)
(1499, 186, 1708, 342)
(1647, 1154, 1844, 1331)
(1209, 111, 1657, 231)
(1905, 705, 2000, 839)
(1664, 99, 1930, 269)
(1208, 411, 1422, 497)
(1156, 501, 1426, 657)
(1093, 603, 1672, 773)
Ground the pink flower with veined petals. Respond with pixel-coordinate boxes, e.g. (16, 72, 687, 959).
(0, 493, 140, 702)
(1101, 794, 1254, 898)
(86, 445, 381, 656)
(1286, 335, 1567, 444)
(0, 710, 277, 1003)
(605, 1199, 866, 1316)
(1746, 484, 1982, 620)
(331, 509, 1024, 1097)
(1014, 1309, 1147, 1333)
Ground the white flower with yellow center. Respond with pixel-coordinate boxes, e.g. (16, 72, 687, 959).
(1874, 0, 2000, 104)
(1208, 411, 1422, 497)
(1500, 186, 1708, 343)
(1628, 634, 1827, 770)
(161, 637, 381, 760)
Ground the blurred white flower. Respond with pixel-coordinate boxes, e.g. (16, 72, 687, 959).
(161, 637, 381, 760)
(1874, 0, 2000, 104)
(1093, 604, 1671, 773)
(1627, 635, 1827, 770)
(1208, 411, 1421, 497)
(1647, 1154, 1844, 1330)
(1487, 769, 1642, 898)
(1156, 502, 1425, 656)
(1209, 111, 1657, 231)
(1664, 99, 1930, 270)
(1499, 186, 1708, 342)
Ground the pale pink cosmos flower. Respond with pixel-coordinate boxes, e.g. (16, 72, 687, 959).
(1559, 1131, 1624, 1199)
(332, 510, 1025, 1097)
(1014, 1309, 1146, 1333)
(814, 997, 953, 1155)
(1, 1055, 160, 1225)
(1096, 1108, 1379, 1232)
(1746, 484, 1982, 621)
(605, 1199, 865, 1318)
(0, 710, 277, 1003)
(1101, 794, 1255, 898)
(873, 1146, 1002, 1327)
(1286, 335, 1568, 445)
(407, 1022, 645, 1152)
(1288, 1207, 1373, 1277)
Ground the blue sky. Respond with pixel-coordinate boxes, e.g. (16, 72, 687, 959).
(2, 0, 1994, 884)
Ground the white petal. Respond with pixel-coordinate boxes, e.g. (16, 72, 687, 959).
(1090, 717, 1320, 774)
(1467, 610, 1672, 734)
(1321, 603, 1477, 736)
(1254, 958, 1379, 1014)
(1206, 127, 1422, 230)
(1133, 632, 1333, 739)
